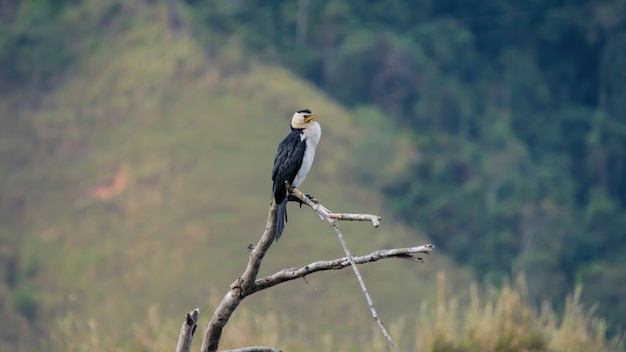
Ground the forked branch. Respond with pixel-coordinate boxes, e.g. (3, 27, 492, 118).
(183, 187, 434, 352)
(289, 186, 399, 351)
(287, 192, 380, 227)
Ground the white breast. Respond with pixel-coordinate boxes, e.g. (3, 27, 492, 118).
(293, 121, 321, 187)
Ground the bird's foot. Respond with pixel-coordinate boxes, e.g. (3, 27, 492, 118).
(305, 194, 318, 204)
(287, 193, 305, 207)
(286, 193, 318, 207)
(298, 194, 318, 208)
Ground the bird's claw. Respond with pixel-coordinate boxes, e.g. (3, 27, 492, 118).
(298, 195, 317, 207)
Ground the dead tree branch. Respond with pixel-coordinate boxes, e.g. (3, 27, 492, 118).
(329, 212, 381, 227)
(287, 193, 381, 227)
(252, 244, 434, 293)
(176, 308, 200, 352)
(289, 186, 399, 351)
(182, 186, 434, 352)
(200, 203, 279, 352)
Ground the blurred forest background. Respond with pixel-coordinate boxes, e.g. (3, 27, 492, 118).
(1, 0, 625, 351)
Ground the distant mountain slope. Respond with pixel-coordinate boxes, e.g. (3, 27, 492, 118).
(0, 3, 472, 349)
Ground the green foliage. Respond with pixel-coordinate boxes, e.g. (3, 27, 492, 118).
(0, 0, 74, 90)
(181, 0, 626, 332)
(11, 286, 38, 321)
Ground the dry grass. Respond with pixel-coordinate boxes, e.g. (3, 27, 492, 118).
(41, 274, 623, 352)
(413, 273, 624, 352)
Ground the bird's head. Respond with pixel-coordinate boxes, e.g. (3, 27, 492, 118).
(291, 109, 317, 129)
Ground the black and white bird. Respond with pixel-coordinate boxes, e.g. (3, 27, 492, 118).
(272, 109, 322, 241)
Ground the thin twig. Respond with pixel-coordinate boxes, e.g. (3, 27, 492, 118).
(287, 194, 381, 227)
(289, 186, 400, 352)
(328, 212, 381, 227)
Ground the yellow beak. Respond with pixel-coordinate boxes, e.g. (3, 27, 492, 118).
(304, 115, 317, 123)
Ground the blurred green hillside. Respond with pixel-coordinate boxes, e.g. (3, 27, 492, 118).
(1, 0, 625, 351)
(0, 1, 471, 350)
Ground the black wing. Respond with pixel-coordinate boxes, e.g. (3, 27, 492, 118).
(272, 130, 306, 203)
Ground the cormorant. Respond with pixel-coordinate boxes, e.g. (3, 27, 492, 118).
(272, 109, 322, 241)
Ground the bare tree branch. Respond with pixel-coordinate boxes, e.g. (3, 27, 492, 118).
(200, 203, 279, 352)
(288, 194, 381, 227)
(181, 186, 435, 351)
(288, 186, 400, 351)
(176, 308, 199, 352)
(252, 244, 434, 293)
(329, 212, 381, 227)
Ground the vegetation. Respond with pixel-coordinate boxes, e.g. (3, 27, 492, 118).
(0, 0, 624, 350)
(44, 275, 624, 351)
(184, 0, 626, 332)
(1, 1, 467, 349)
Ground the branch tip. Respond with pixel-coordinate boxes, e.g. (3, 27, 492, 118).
(176, 308, 201, 352)
(186, 308, 200, 326)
